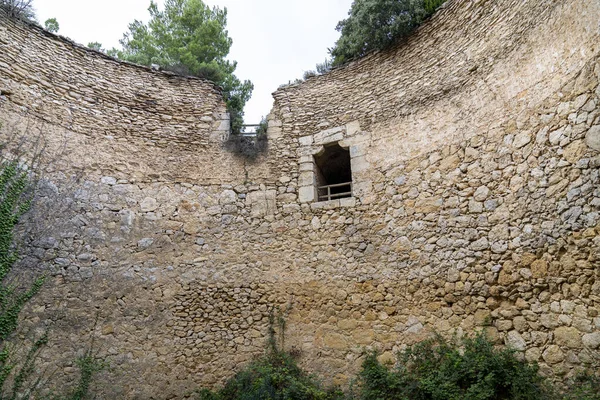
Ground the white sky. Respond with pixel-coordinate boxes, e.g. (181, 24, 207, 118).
(34, 0, 353, 123)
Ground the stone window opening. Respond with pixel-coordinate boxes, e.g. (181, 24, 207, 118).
(314, 142, 352, 201)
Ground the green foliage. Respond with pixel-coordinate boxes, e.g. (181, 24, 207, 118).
(198, 320, 600, 400)
(423, 0, 445, 14)
(0, 156, 47, 398)
(44, 18, 59, 33)
(86, 42, 103, 52)
(357, 334, 550, 400)
(197, 312, 343, 400)
(303, 70, 318, 80)
(0, 0, 36, 21)
(0, 126, 103, 399)
(63, 349, 106, 400)
(330, 0, 446, 66)
(2, 332, 48, 399)
(0, 160, 44, 342)
(196, 350, 344, 400)
(255, 116, 269, 137)
(315, 59, 333, 75)
(224, 116, 268, 161)
(562, 372, 600, 400)
(85, 42, 121, 57)
(116, 0, 253, 134)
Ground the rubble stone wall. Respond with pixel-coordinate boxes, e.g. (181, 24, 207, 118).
(0, 0, 599, 398)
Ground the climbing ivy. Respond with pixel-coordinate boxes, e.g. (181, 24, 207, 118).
(0, 159, 44, 341)
(0, 157, 45, 396)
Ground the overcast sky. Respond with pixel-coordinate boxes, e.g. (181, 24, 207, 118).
(34, 0, 353, 124)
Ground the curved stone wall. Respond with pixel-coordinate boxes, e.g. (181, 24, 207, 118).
(0, 15, 271, 185)
(0, 0, 599, 398)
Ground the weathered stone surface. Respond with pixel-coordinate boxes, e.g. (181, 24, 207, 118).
(140, 197, 158, 212)
(563, 140, 587, 163)
(542, 345, 565, 364)
(506, 330, 527, 351)
(513, 132, 531, 149)
(0, 0, 599, 396)
(473, 186, 490, 202)
(530, 260, 548, 278)
(582, 333, 600, 349)
(554, 327, 582, 349)
(586, 125, 600, 150)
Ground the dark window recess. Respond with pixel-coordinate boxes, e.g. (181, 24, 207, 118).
(314, 143, 352, 201)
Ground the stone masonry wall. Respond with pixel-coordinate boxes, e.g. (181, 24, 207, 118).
(0, 0, 599, 398)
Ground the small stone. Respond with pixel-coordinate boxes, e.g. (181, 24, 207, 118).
(582, 332, 600, 349)
(496, 319, 513, 331)
(474, 310, 491, 326)
(473, 186, 490, 201)
(554, 327, 582, 349)
(586, 125, 600, 151)
(513, 316, 528, 332)
(549, 128, 565, 145)
(530, 260, 548, 278)
(490, 241, 508, 254)
(323, 332, 347, 349)
(464, 147, 480, 162)
(563, 140, 587, 163)
(137, 238, 154, 249)
(536, 127, 549, 144)
(525, 347, 541, 362)
(470, 237, 489, 251)
(542, 345, 564, 364)
(484, 199, 498, 211)
(219, 190, 237, 205)
(377, 352, 395, 365)
(54, 258, 70, 267)
(447, 268, 460, 283)
(394, 176, 406, 185)
(140, 197, 158, 212)
(102, 325, 115, 335)
(101, 176, 117, 185)
(469, 200, 483, 213)
(509, 176, 524, 191)
(77, 253, 93, 261)
(506, 330, 526, 351)
(513, 132, 531, 149)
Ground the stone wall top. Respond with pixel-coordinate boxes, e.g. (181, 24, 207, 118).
(0, 13, 228, 147)
(272, 0, 599, 148)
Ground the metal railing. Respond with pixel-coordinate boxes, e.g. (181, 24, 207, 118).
(240, 124, 261, 137)
(317, 182, 353, 202)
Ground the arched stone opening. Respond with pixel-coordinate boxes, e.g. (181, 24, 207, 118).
(314, 142, 352, 201)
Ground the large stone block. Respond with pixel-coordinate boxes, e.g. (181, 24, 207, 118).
(586, 125, 600, 151)
(554, 327, 582, 349)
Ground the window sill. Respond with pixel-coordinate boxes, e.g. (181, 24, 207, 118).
(310, 197, 356, 210)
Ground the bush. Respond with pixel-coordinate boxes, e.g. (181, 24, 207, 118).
(197, 349, 344, 400)
(197, 312, 343, 400)
(562, 372, 600, 400)
(224, 117, 268, 160)
(193, 321, 599, 400)
(0, 0, 35, 21)
(356, 334, 551, 400)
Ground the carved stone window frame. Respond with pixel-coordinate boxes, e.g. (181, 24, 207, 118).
(297, 121, 370, 206)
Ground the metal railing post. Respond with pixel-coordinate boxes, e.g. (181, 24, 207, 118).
(317, 182, 353, 202)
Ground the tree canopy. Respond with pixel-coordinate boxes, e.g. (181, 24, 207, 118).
(44, 17, 59, 33)
(117, 0, 253, 133)
(0, 0, 35, 21)
(330, 0, 446, 66)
